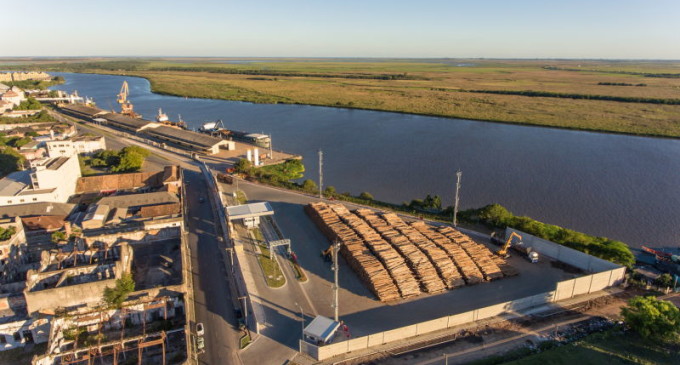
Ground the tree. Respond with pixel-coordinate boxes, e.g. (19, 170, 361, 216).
(654, 273, 674, 288)
(302, 179, 317, 192)
(324, 186, 337, 196)
(621, 296, 680, 340)
(121, 145, 150, 158)
(111, 150, 144, 172)
(14, 97, 42, 111)
(51, 231, 67, 243)
(233, 158, 252, 174)
(103, 273, 135, 308)
(0, 226, 16, 241)
(0, 147, 24, 177)
(359, 191, 374, 200)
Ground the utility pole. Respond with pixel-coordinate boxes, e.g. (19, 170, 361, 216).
(318, 149, 324, 199)
(332, 241, 340, 322)
(453, 170, 462, 227)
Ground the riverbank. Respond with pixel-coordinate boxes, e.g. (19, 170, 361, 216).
(5, 58, 680, 137)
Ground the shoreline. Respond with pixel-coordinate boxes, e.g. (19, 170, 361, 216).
(55, 70, 680, 140)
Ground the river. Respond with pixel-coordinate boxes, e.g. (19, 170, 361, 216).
(51, 72, 680, 250)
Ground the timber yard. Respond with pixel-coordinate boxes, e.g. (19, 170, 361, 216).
(0, 71, 673, 365)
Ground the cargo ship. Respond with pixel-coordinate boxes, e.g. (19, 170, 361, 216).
(198, 120, 271, 148)
(156, 108, 187, 129)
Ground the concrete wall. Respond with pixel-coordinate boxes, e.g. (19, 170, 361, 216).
(505, 228, 620, 272)
(301, 230, 626, 361)
(83, 225, 180, 247)
(25, 278, 116, 314)
(0, 317, 50, 352)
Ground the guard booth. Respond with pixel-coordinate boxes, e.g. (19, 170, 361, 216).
(226, 202, 274, 228)
(303, 315, 340, 345)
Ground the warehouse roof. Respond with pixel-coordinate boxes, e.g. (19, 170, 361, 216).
(143, 125, 224, 149)
(98, 191, 179, 209)
(0, 202, 76, 218)
(59, 104, 107, 118)
(102, 113, 158, 131)
(0, 171, 31, 197)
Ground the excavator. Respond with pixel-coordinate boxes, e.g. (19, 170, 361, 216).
(117, 81, 140, 118)
(496, 231, 539, 263)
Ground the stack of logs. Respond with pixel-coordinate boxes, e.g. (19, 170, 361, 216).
(306, 202, 516, 302)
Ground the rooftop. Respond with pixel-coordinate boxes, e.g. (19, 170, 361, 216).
(72, 135, 104, 142)
(0, 202, 75, 218)
(144, 125, 225, 149)
(226, 202, 274, 220)
(44, 156, 70, 170)
(102, 113, 157, 131)
(59, 104, 106, 118)
(21, 215, 66, 231)
(98, 191, 179, 209)
(0, 170, 31, 197)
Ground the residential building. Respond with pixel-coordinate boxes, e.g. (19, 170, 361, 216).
(0, 72, 51, 82)
(0, 155, 81, 207)
(0, 89, 24, 107)
(45, 135, 106, 158)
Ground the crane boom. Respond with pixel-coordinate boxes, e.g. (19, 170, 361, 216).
(117, 81, 129, 104)
(497, 232, 523, 257)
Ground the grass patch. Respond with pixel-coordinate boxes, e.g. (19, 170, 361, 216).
(239, 333, 251, 349)
(503, 330, 679, 365)
(251, 228, 285, 288)
(235, 190, 247, 204)
(12, 58, 680, 137)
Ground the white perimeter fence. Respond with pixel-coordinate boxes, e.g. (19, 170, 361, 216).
(301, 228, 626, 361)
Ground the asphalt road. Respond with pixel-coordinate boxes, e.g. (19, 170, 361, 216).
(184, 169, 241, 365)
(52, 113, 243, 364)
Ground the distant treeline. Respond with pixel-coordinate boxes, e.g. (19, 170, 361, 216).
(597, 82, 647, 87)
(148, 66, 426, 81)
(466, 89, 680, 105)
(543, 66, 680, 79)
(10, 61, 147, 73)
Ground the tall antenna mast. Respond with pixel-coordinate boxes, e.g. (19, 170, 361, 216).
(453, 170, 462, 227)
(318, 149, 324, 199)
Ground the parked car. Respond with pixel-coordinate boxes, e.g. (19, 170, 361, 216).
(196, 322, 205, 336)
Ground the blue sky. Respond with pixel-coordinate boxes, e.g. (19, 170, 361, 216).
(5, 0, 679, 59)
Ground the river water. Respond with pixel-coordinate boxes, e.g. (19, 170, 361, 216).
(51, 72, 680, 250)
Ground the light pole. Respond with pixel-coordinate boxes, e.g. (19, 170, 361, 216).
(453, 170, 462, 227)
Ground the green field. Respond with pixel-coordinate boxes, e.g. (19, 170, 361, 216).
(506, 331, 678, 365)
(4, 58, 680, 137)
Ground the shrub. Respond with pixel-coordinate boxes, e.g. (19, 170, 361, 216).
(621, 296, 680, 340)
(359, 192, 374, 200)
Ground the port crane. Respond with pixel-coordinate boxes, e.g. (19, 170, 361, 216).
(117, 81, 140, 118)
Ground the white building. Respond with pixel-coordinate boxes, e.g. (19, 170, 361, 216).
(0, 155, 81, 207)
(0, 88, 24, 107)
(45, 135, 106, 158)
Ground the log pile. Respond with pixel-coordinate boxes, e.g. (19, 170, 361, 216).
(438, 227, 504, 281)
(305, 203, 517, 302)
(305, 202, 401, 301)
(330, 205, 421, 298)
(355, 209, 445, 293)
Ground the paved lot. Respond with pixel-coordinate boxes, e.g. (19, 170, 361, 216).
(232, 180, 578, 337)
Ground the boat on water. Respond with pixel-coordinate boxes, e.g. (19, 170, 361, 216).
(155, 108, 187, 129)
(640, 246, 680, 275)
(198, 120, 271, 148)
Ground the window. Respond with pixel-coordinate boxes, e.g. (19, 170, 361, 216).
(6, 201, 11, 204)
(0, 335, 6, 344)
(32, 198, 37, 201)
(13, 332, 20, 342)
(19, 199, 24, 203)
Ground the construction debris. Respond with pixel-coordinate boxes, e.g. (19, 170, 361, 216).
(306, 203, 516, 302)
